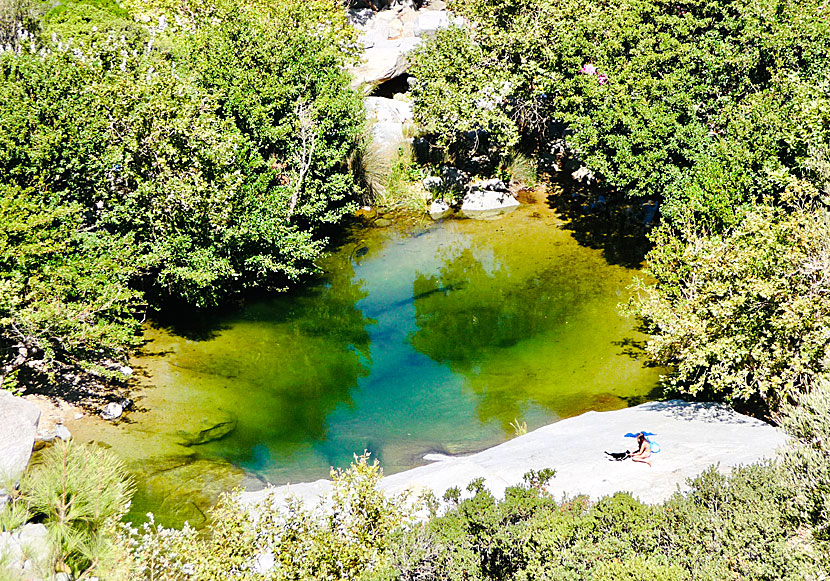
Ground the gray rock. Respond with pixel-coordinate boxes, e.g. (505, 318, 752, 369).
(429, 199, 452, 220)
(0, 523, 50, 579)
(461, 189, 520, 220)
(440, 166, 469, 192)
(352, 37, 422, 91)
(119, 365, 133, 376)
(476, 178, 509, 192)
(414, 10, 450, 37)
(178, 415, 237, 447)
(365, 97, 413, 157)
(363, 97, 415, 196)
(0, 391, 40, 484)
(101, 402, 123, 421)
(571, 165, 596, 184)
(422, 176, 442, 192)
(54, 425, 72, 441)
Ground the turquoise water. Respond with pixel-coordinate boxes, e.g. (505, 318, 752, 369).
(69, 196, 664, 527)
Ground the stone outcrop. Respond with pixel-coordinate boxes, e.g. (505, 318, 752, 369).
(364, 96, 414, 162)
(461, 179, 521, 219)
(178, 413, 238, 447)
(240, 400, 786, 512)
(0, 391, 40, 485)
(348, 1, 456, 92)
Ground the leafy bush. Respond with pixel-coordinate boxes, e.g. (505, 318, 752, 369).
(120, 452, 413, 580)
(630, 203, 830, 408)
(390, 461, 817, 580)
(0, 0, 364, 393)
(412, 0, 830, 213)
(778, 379, 830, 550)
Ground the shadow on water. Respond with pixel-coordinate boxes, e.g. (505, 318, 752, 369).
(543, 176, 659, 269)
(406, 218, 667, 433)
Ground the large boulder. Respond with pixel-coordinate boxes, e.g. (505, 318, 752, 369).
(351, 37, 422, 91)
(0, 391, 40, 484)
(429, 199, 452, 220)
(364, 97, 414, 167)
(177, 412, 238, 447)
(414, 10, 450, 37)
(461, 181, 520, 220)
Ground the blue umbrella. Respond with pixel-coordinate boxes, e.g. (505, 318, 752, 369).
(624, 432, 661, 453)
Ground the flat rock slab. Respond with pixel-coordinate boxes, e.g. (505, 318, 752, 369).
(241, 400, 785, 509)
(0, 391, 40, 483)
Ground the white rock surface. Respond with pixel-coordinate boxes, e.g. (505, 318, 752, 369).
(0, 523, 51, 580)
(461, 189, 520, 219)
(101, 401, 123, 420)
(0, 391, 40, 483)
(429, 199, 452, 220)
(364, 97, 414, 171)
(352, 37, 422, 92)
(414, 10, 449, 37)
(348, 3, 459, 92)
(241, 401, 786, 510)
(54, 424, 72, 441)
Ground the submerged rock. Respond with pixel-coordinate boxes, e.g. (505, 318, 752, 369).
(0, 391, 40, 483)
(135, 456, 244, 528)
(178, 414, 238, 447)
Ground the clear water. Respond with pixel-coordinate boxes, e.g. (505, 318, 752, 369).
(67, 195, 664, 527)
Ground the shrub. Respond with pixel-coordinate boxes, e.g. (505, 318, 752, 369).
(120, 452, 413, 580)
(778, 379, 830, 551)
(0, 0, 365, 394)
(630, 204, 830, 408)
(23, 440, 134, 577)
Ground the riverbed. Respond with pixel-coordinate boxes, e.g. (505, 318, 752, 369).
(66, 189, 665, 527)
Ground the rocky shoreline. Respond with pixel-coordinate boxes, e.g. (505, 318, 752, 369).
(241, 400, 786, 510)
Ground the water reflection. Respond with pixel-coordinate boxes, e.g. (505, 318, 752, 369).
(159, 255, 376, 470)
(67, 198, 665, 528)
(408, 223, 661, 430)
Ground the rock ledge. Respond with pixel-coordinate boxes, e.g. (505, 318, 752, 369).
(241, 400, 785, 509)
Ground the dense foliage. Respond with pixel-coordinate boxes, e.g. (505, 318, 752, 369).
(0, 0, 363, 394)
(632, 204, 830, 408)
(408, 0, 830, 408)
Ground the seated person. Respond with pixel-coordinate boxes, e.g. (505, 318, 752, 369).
(631, 432, 652, 466)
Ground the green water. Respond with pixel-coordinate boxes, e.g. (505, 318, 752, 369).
(68, 196, 664, 527)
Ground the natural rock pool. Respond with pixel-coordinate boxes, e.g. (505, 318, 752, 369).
(67, 190, 665, 527)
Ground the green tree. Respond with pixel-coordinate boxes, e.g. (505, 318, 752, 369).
(631, 203, 830, 408)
